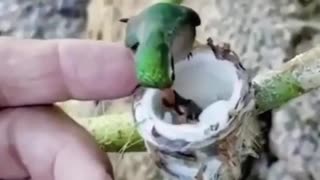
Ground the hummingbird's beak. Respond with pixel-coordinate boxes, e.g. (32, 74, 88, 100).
(170, 56, 176, 82)
(130, 84, 142, 95)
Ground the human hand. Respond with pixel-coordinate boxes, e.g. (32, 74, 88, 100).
(0, 38, 137, 180)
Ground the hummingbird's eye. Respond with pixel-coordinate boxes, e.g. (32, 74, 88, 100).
(131, 43, 139, 52)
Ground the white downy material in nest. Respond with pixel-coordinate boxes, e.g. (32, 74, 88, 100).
(132, 40, 262, 180)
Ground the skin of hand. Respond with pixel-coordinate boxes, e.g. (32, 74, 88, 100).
(0, 37, 138, 180)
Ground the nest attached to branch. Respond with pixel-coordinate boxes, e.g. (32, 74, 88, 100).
(132, 39, 262, 180)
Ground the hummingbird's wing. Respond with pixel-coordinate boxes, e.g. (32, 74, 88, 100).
(158, 4, 201, 61)
(143, 3, 201, 32)
(176, 5, 201, 28)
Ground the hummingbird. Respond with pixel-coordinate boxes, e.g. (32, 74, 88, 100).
(120, 3, 202, 122)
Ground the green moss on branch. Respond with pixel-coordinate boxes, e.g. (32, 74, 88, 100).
(75, 112, 145, 152)
(253, 46, 320, 114)
(253, 72, 304, 113)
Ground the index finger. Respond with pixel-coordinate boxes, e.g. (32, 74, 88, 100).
(0, 38, 137, 107)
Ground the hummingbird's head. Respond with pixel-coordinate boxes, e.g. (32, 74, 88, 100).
(135, 31, 174, 89)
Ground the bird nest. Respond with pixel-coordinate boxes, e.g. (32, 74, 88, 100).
(132, 39, 261, 180)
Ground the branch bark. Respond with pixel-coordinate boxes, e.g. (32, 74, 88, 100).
(253, 46, 320, 114)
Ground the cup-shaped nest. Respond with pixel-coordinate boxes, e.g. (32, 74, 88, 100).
(132, 41, 260, 180)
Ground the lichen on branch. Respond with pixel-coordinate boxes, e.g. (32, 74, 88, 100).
(253, 46, 320, 114)
(73, 111, 145, 152)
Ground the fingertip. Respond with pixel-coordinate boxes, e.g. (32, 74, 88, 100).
(57, 39, 138, 100)
(0, 38, 138, 106)
(54, 142, 115, 180)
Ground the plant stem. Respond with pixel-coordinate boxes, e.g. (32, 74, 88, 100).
(253, 46, 320, 114)
(73, 111, 146, 152)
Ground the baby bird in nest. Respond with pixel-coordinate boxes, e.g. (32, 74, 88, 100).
(161, 88, 202, 124)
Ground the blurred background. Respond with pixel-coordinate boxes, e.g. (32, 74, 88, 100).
(1, 0, 320, 179)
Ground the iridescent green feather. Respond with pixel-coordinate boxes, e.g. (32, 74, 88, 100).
(135, 31, 172, 88)
(123, 3, 201, 88)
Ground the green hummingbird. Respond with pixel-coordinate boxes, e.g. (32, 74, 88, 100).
(121, 2, 202, 122)
(120, 2, 201, 88)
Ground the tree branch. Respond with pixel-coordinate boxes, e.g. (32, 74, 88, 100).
(253, 46, 320, 114)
